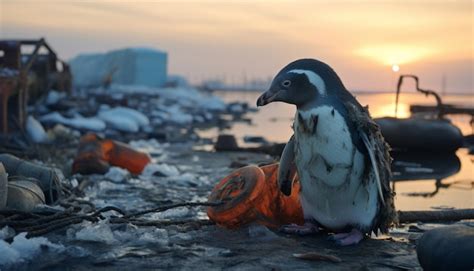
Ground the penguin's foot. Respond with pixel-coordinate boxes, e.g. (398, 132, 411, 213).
(327, 229, 364, 246)
(279, 222, 319, 235)
(328, 229, 364, 246)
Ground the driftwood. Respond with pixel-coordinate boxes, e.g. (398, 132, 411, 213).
(398, 209, 474, 223)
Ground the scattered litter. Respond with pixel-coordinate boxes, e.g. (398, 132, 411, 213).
(73, 133, 151, 175)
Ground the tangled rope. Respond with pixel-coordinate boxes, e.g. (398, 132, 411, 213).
(0, 197, 222, 238)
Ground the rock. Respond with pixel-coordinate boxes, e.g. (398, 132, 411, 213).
(215, 134, 239, 151)
(417, 225, 474, 271)
(243, 135, 268, 145)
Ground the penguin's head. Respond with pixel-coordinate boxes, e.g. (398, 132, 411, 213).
(256, 59, 345, 108)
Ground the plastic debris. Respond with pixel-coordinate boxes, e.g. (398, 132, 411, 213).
(73, 133, 151, 175)
(6, 179, 46, 212)
(0, 163, 6, 209)
(207, 163, 304, 229)
(0, 154, 63, 204)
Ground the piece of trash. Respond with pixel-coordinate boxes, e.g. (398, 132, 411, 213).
(207, 163, 304, 229)
(214, 134, 239, 151)
(6, 179, 46, 212)
(292, 252, 342, 263)
(72, 133, 151, 175)
(0, 163, 7, 209)
(0, 154, 63, 204)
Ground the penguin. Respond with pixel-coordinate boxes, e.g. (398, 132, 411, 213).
(256, 59, 396, 245)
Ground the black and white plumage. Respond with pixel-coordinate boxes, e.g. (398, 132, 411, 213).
(256, 59, 396, 245)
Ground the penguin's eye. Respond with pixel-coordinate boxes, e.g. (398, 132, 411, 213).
(282, 80, 291, 87)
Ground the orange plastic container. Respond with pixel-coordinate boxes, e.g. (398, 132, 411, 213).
(207, 163, 304, 229)
(72, 133, 151, 175)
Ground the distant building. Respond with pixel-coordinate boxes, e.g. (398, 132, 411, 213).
(69, 47, 167, 88)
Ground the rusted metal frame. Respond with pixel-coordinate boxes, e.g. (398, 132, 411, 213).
(395, 75, 444, 119)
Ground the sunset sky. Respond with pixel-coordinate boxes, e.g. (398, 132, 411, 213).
(1, 0, 473, 93)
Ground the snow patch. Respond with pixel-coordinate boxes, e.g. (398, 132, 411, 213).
(40, 112, 106, 131)
(45, 90, 66, 105)
(98, 106, 150, 132)
(26, 116, 49, 143)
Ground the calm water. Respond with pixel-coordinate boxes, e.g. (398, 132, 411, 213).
(208, 91, 474, 211)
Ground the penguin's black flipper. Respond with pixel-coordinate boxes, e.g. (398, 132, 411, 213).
(278, 135, 296, 196)
(344, 102, 397, 234)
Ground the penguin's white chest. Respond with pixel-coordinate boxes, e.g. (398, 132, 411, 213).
(293, 106, 378, 231)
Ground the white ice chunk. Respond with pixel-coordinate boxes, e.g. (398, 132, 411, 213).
(140, 163, 179, 177)
(74, 220, 117, 244)
(40, 112, 106, 131)
(104, 167, 130, 183)
(0, 232, 64, 267)
(0, 226, 15, 240)
(98, 110, 139, 133)
(149, 207, 193, 220)
(26, 116, 49, 143)
(111, 85, 226, 112)
(99, 107, 149, 127)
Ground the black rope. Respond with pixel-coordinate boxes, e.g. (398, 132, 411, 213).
(0, 200, 222, 238)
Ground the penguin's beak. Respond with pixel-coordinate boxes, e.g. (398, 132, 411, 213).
(256, 89, 280, 107)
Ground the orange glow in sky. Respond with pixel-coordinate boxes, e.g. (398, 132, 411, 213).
(0, 0, 472, 93)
